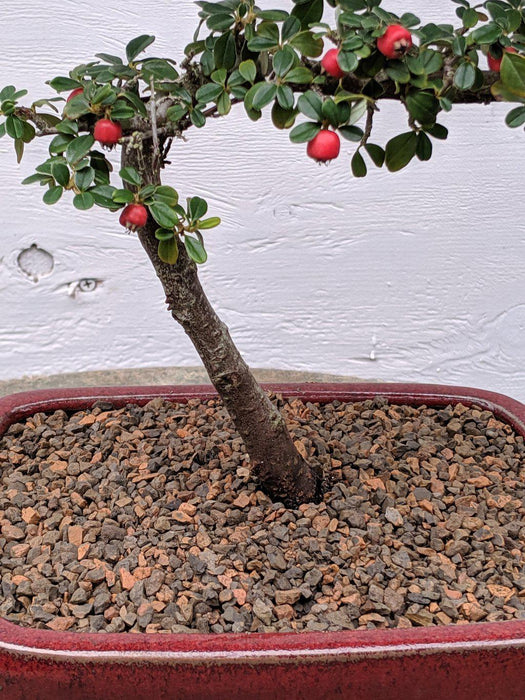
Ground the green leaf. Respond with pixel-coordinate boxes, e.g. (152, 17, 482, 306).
(63, 94, 91, 120)
(471, 22, 502, 45)
(462, 8, 479, 28)
(282, 15, 301, 42)
(505, 104, 525, 127)
(75, 167, 95, 191)
(158, 237, 179, 265)
(274, 48, 296, 78)
(364, 143, 385, 167)
(501, 52, 525, 98)
(322, 99, 340, 128)
(43, 186, 63, 205)
(289, 121, 321, 143)
(385, 131, 418, 172)
(206, 13, 235, 31)
(339, 125, 363, 142)
(73, 191, 94, 210)
(454, 61, 476, 90)
(271, 102, 297, 129)
(198, 216, 221, 229)
(284, 66, 313, 84)
(416, 131, 433, 161)
(216, 91, 231, 115)
(425, 123, 449, 139)
(126, 35, 155, 62)
(167, 104, 189, 122)
(22, 173, 49, 185)
(251, 82, 277, 110)
(385, 61, 411, 83)
(119, 166, 142, 186)
(184, 235, 208, 264)
(49, 133, 74, 155)
(120, 90, 148, 118)
(5, 116, 23, 139)
(112, 189, 135, 204)
(190, 108, 206, 127)
(14, 139, 24, 163)
(239, 60, 257, 83)
(155, 185, 179, 206)
(214, 31, 236, 70)
(351, 150, 367, 177)
(337, 52, 359, 73)
(155, 228, 175, 241)
(51, 162, 70, 187)
(406, 91, 440, 126)
(188, 196, 208, 222)
(66, 134, 94, 165)
(149, 201, 180, 228)
(291, 0, 324, 30)
(109, 101, 135, 120)
(257, 9, 289, 21)
(297, 91, 323, 120)
(47, 76, 82, 92)
(196, 82, 224, 103)
(289, 31, 324, 58)
(91, 184, 118, 209)
(56, 120, 79, 136)
(276, 85, 294, 110)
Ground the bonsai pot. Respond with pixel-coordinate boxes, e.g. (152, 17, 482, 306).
(0, 383, 524, 700)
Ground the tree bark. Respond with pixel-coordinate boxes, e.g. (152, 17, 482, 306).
(122, 143, 322, 506)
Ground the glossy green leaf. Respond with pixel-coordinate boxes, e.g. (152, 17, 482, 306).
(505, 105, 525, 127)
(73, 191, 94, 210)
(119, 166, 142, 186)
(454, 61, 476, 90)
(112, 189, 135, 204)
(155, 185, 179, 206)
(158, 237, 179, 265)
(126, 35, 155, 62)
(385, 131, 418, 172)
(75, 167, 95, 191)
(66, 134, 94, 165)
(251, 82, 277, 110)
(289, 121, 321, 143)
(416, 131, 433, 161)
(501, 52, 525, 97)
(284, 66, 313, 84)
(43, 186, 63, 205)
(364, 143, 385, 167)
(198, 216, 221, 229)
(351, 150, 367, 177)
(297, 91, 323, 120)
(184, 235, 207, 264)
(149, 201, 180, 228)
(188, 196, 208, 222)
(239, 60, 257, 83)
(289, 31, 324, 58)
(51, 162, 70, 187)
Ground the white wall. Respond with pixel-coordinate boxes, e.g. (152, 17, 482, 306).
(1, 1, 524, 400)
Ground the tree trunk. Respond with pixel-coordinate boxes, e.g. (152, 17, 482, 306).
(122, 142, 322, 506)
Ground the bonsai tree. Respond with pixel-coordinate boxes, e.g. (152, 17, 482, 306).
(1, 0, 524, 506)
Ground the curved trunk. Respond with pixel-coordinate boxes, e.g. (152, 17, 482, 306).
(122, 142, 322, 506)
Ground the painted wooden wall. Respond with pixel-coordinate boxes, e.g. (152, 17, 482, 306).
(1, 0, 524, 400)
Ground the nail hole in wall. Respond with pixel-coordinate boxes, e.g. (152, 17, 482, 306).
(17, 244, 54, 283)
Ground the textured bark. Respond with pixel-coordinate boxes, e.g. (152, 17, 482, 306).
(122, 143, 322, 506)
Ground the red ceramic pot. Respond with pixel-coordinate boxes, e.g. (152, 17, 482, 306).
(0, 383, 524, 700)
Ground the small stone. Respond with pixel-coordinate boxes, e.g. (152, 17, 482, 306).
(46, 617, 76, 631)
(233, 493, 251, 508)
(275, 604, 295, 621)
(1, 525, 25, 541)
(68, 525, 83, 547)
(253, 599, 273, 625)
(385, 508, 404, 527)
(22, 507, 40, 524)
(275, 589, 302, 605)
(119, 569, 136, 591)
(70, 603, 93, 619)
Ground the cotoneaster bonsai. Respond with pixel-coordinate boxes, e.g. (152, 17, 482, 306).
(2, 0, 525, 509)
(1, 2, 525, 696)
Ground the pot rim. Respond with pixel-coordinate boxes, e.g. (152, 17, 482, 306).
(1, 382, 524, 662)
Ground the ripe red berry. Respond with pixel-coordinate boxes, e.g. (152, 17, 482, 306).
(93, 119, 122, 149)
(321, 48, 345, 79)
(119, 204, 148, 231)
(377, 25, 413, 60)
(66, 87, 84, 103)
(487, 46, 517, 72)
(307, 130, 341, 163)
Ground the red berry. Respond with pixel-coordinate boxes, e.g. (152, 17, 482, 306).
(488, 46, 517, 72)
(377, 25, 413, 60)
(119, 204, 148, 231)
(93, 119, 122, 149)
(307, 130, 341, 162)
(66, 87, 84, 103)
(322, 48, 345, 79)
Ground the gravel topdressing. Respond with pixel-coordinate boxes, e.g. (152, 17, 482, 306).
(0, 395, 524, 634)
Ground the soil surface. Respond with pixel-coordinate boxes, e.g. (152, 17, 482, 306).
(0, 395, 524, 634)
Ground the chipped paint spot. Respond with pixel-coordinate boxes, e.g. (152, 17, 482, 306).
(17, 244, 54, 283)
